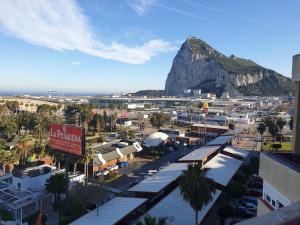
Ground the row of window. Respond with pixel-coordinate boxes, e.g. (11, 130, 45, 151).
(264, 192, 284, 209)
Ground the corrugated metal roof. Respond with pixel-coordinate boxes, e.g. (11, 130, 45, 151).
(206, 135, 233, 146)
(178, 145, 221, 162)
(204, 153, 242, 186)
(222, 146, 249, 158)
(102, 151, 120, 162)
(70, 197, 147, 225)
(120, 145, 137, 156)
(146, 187, 222, 225)
(128, 163, 188, 193)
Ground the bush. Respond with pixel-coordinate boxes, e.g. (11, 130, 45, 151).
(0, 208, 13, 221)
(272, 143, 282, 150)
(233, 171, 248, 183)
(218, 205, 234, 219)
(226, 181, 247, 199)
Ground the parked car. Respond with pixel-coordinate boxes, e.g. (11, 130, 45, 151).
(238, 200, 257, 210)
(107, 164, 119, 171)
(249, 174, 263, 183)
(95, 170, 110, 176)
(247, 188, 263, 197)
(240, 197, 258, 206)
(235, 208, 256, 218)
(248, 182, 263, 190)
(118, 161, 129, 168)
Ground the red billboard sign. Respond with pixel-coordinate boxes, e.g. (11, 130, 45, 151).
(49, 124, 85, 157)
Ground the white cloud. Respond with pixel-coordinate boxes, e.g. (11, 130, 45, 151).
(72, 61, 81, 66)
(128, 0, 211, 22)
(128, 0, 157, 16)
(0, 0, 174, 64)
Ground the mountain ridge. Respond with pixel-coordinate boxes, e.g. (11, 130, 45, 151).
(165, 37, 294, 96)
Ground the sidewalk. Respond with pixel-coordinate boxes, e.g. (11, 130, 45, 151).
(44, 196, 59, 225)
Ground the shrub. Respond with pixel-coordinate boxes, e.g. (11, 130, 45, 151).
(226, 181, 247, 199)
(233, 171, 248, 183)
(218, 205, 234, 219)
(272, 143, 282, 151)
(0, 208, 13, 221)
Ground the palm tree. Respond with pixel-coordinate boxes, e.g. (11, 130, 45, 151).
(0, 149, 9, 174)
(136, 215, 168, 225)
(16, 134, 32, 165)
(7, 150, 18, 174)
(179, 164, 216, 225)
(33, 139, 47, 160)
(82, 146, 94, 184)
(46, 173, 67, 208)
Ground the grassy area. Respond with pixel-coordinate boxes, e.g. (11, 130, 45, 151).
(96, 173, 124, 184)
(261, 141, 292, 152)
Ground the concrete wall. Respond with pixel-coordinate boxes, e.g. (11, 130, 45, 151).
(259, 153, 300, 204)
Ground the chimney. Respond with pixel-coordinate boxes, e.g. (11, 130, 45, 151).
(292, 54, 300, 154)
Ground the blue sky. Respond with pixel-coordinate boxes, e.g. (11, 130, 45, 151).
(0, 0, 299, 94)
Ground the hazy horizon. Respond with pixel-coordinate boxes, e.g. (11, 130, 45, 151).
(0, 0, 299, 92)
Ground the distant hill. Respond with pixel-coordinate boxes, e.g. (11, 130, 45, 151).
(165, 37, 294, 96)
(132, 90, 165, 97)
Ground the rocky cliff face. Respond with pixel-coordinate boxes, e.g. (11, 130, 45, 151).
(165, 37, 294, 96)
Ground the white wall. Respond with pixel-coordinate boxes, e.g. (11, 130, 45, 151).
(263, 180, 291, 210)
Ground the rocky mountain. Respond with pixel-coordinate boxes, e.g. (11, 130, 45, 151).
(165, 37, 294, 97)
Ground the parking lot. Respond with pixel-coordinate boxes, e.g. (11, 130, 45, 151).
(104, 145, 195, 191)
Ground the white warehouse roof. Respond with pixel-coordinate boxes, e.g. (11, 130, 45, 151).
(178, 145, 221, 162)
(204, 153, 243, 186)
(206, 135, 233, 146)
(70, 197, 147, 225)
(146, 187, 222, 225)
(222, 146, 249, 159)
(143, 132, 169, 147)
(128, 163, 188, 193)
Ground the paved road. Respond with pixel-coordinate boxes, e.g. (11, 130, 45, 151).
(106, 146, 195, 191)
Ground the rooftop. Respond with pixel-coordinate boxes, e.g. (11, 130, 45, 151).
(178, 145, 221, 162)
(128, 163, 188, 193)
(203, 153, 243, 186)
(222, 146, 249, 159)
(70, 197, 147, 225)
(205, 135, 233, 146)
(145, 187, 222, 225)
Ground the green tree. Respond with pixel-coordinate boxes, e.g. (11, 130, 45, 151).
(150, 112, 170, 129)
(16, 134, 32, 165)
(179, 164, 216, 225)
(82, 147, 94, 185)
(289, 117, 293, 131)
(268, 123, 279, 142)
(257, 123, 266, 139)
(276, 118, 286, 143)
(46, 173, 67, 207)
(128, 129, 136, 139)
(226, 181, 247, 199)
(136, 215, 168, 225)
(0, 149, 10, 174)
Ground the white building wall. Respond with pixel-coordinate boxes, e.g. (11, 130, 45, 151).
(263, 180, 291, 210)
(12, 171, 52, 191)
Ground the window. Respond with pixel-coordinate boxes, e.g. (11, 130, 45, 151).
(272, 200, 276, 207)
(265, 194, 271, 203)
(278, 201, 284, 208)
(17, 183, 21, 189)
